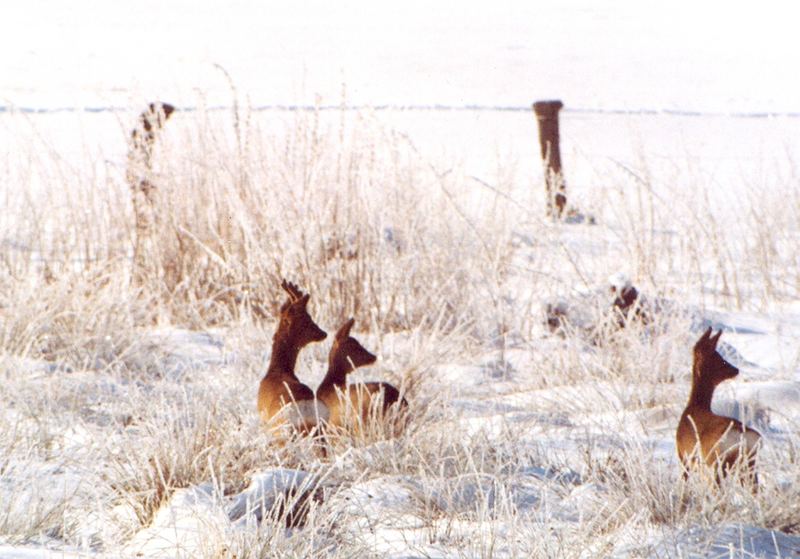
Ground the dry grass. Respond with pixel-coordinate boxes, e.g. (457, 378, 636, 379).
(0, 104, 798, 557)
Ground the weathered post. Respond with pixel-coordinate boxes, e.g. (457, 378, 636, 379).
(127, 102, 174, 287)
(130, 102, 175, 168)
(532, 100, 567, 218)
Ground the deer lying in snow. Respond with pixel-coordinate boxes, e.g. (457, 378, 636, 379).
(676, 328, 761, 487)
(257, 280, 329, 438)
(316, 318, 407, 435)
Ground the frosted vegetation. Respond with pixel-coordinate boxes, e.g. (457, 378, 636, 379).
(0, 103, 799, 558)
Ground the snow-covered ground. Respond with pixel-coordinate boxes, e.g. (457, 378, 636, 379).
(2, 1, 800, 557)
(3, 0, 800, 111)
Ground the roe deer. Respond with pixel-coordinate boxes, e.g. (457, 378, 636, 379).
(676, 328, 761, 487)
(316, 318, 407, 435)
(257, 280, 328, 437)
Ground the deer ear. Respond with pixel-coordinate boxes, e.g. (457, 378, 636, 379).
(280, 279, 293, 301)
(336, 318, 355, 340)
(710, 330, 722, 347)
(694, 327, 713, 350)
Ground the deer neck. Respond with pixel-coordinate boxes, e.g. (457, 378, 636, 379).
(266, 330, 302, 379)
(686, 363, 715, 411)
(320, 352, 353, 388)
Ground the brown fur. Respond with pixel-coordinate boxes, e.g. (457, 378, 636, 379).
(257, 280, 327, 436)
(675, 328, 761, 487)
(316, 319, 407, 433)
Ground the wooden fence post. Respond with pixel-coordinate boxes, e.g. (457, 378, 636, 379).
(532, 100, 567, 218)
(127, 101, 174, 287)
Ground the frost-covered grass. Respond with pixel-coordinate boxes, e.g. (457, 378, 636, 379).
(0, 105, 799, 558)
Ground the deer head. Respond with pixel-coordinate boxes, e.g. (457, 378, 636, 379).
(693, 327, 738, 387)
(277, 279, 327, 346)
(330, 318, 377, 374)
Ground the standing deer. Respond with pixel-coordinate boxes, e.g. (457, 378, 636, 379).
(257, 280, 329, 438)
(316, 318, 407, 436)
(676, 328, 761, 487)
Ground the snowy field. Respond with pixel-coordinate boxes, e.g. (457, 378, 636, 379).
(2, 1, 800, 558)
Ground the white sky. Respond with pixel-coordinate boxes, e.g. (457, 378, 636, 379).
(2, 0, 799, 111)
